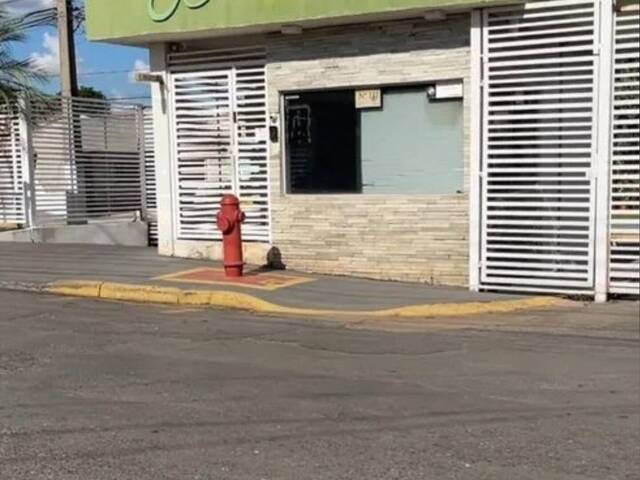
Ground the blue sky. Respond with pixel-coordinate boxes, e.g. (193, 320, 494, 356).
(3, 0, 151, 103)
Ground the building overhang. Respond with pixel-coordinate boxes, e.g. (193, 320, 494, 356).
(86, 0, 515, 45)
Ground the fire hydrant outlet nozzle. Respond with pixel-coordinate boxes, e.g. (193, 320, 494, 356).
(216, 194, 246, 277)
(216, 215, 232, 234)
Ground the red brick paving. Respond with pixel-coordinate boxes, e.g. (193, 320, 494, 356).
(157, 267, 314, 291)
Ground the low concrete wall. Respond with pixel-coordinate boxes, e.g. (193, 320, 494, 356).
(0, 221, 149, 247)
(271, 195, 469, 286)
(0, 222, 19, 232)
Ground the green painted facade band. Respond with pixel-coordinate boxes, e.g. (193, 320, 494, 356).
(86, 0, 506, 42)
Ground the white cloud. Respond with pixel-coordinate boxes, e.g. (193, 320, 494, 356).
(30, 32, 60, 76)
(110, 88, 126, 100)
(129, 59, 150, 84)
(5, 0, 56, 15)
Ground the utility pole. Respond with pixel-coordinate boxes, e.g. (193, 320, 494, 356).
(57, 0, 82, 225)
(57, 0, 79, 97)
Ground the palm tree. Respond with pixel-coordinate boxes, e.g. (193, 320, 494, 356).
(0, 7, 52, 105)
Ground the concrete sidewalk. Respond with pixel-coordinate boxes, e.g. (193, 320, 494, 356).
(0, 243, 566, 317)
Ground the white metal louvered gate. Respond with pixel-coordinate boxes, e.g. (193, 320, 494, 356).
(609, 2, 640, 295)
(478, 0, 600, 295)
(167, 47, 271, 243)
(475, 0, 640, 297)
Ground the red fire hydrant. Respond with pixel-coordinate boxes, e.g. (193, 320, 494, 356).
(216, 194, 246, 277)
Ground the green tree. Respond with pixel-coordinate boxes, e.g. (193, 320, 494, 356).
(56, 86, 107, 100)
(0, 1, 84, 105)
(78, 86, 107, 100)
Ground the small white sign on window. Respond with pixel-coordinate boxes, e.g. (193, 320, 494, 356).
(355, 89, 382, 109)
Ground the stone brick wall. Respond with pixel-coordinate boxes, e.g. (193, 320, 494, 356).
(266, 15, 472, 286)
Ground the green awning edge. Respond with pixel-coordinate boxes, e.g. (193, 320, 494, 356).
(86, 0, 514, 44)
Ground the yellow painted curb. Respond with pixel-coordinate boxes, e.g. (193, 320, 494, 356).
(375, 296, 567, 318)
(47, 280, 571, 319)
(49, 280, 102, 298)
(178, 290, 213, 306)
(100, 282, 181, 305)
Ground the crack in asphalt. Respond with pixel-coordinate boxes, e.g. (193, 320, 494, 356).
(239, 335, 460, 357)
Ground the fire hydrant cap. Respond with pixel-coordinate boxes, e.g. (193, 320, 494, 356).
(220, 195, 240, 206)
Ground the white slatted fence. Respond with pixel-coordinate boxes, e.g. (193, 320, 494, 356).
(0, 106, 24, 224)
(30, 97, 144, 225)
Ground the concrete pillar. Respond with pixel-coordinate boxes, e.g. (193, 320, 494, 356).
(149, 43, 176, 256)
(468, 9, 483, 292)
(594, 0, 615, 303)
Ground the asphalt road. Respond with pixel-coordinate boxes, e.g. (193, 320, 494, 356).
(0, 291, 638, 480)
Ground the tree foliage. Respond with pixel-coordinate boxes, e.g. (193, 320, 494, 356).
(0, 7, 50, 105)
(78, 86, 107, 100)
(0, 2, 86, 106)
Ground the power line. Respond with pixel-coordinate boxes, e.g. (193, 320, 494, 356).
(0, 1, 84, 30)
(3, 1, 142, 83)
(0, 0, 77, 9)
(0, 0, 54, 11)
(107, 96, 151, 100)
(0, 0, 39, 6)
(44, 69, 150, 78)
(80, 69, 141, 77)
